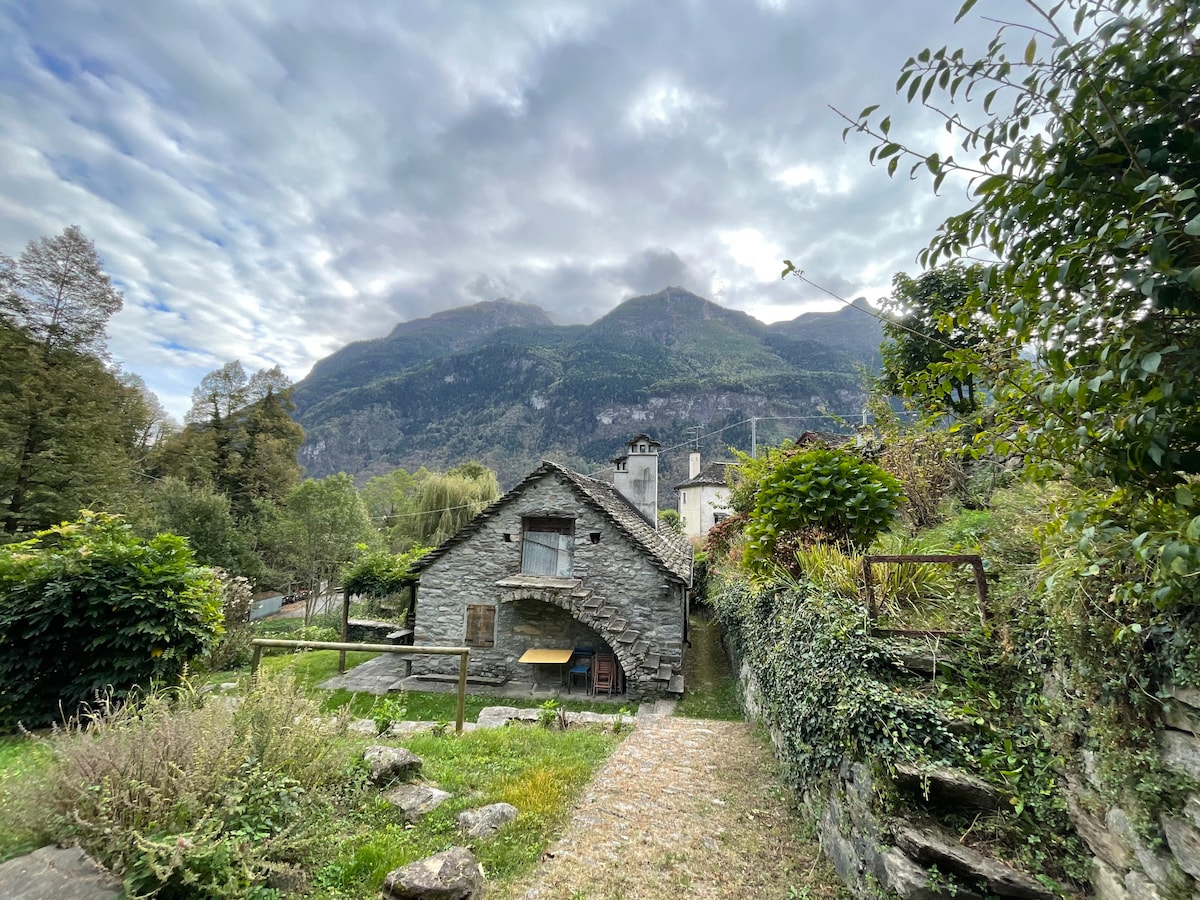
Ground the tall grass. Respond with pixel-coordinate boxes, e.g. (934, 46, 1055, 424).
(1, 675, 366, 897)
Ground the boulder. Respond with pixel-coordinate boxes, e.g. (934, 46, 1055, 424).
(0, 845, 122, 900)
(364, 746, 423, 785)
(457, 803, 518, 840)
(386, 783, 452, 822)
(379, 846, 483, 899)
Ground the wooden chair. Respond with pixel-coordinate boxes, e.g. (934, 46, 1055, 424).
(592, 653, 618, 696)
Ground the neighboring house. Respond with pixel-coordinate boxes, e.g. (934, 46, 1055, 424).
(674, 452, 733, 537)
(409, 436, 693, 699)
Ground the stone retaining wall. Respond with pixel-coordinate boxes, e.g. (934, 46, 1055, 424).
(1063, 682, 1200, 900)
(734, 653, 1200, 898)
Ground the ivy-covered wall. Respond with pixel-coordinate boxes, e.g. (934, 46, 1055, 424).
(713, 574, 1200, 897)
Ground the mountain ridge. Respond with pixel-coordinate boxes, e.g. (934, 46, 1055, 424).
(293, 287, 883, 498)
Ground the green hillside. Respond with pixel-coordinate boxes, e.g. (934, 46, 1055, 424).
(293, 287, 880, 495)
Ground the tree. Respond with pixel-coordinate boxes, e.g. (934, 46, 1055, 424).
(155, 362, 304, 524)
(363, 462, 499, 551)
(842, 0, 1199, 490)
(839, 0, 1200, 810)
(879, 265, 992, 414)
(141, 477, 259, 577)
(0, 511, 223, 727)
(0, 228, 144, 535)
(268, 473, 374, 624)
(0, 225, 122, 355)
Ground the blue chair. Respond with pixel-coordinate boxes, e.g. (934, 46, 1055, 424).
(568, 647, 593, 694)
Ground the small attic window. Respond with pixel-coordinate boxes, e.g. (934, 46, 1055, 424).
(615, 459, 627, 472)
(638, 443, 647, 452)
(522, 516, 574, 577)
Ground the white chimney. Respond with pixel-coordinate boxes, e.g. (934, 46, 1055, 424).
(612, 434, 661, 526)
(689, 451, 701, 479)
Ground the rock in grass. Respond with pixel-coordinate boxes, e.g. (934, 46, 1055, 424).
(457, 803, 518, 839)
(386, 783, 452, 822)
(364, 745, 423, 785)
(0, 845, 122, 899)
(379, 846, 483, 899)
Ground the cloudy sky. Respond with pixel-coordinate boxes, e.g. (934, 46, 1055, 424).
(0, 0, 1022, 419)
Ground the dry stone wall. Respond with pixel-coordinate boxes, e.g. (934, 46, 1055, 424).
(736, 654, 1200, 898)
(1064, 682, 1200, 900)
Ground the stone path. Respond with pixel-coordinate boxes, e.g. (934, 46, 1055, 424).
(495, 715, 842, 900)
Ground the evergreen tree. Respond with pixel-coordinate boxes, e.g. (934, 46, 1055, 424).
(0, 227, 148, 536)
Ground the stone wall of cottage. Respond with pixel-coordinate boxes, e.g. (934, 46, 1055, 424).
(412, 474, 686, 699)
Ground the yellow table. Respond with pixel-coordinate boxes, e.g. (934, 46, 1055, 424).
(519, 648, 574, 686)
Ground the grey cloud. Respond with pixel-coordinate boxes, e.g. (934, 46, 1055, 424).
(0, 0, 1034, 417)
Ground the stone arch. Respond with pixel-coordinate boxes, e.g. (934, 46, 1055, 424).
(500, 587, 640, 689)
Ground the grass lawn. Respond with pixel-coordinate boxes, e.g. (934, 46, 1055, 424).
(0, 735, 54, 861)
(676, 612, 744, 720)
(0, 669, 626, 897)
(309, 726, 620, 897)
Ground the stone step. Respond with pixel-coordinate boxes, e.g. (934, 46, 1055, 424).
(615, 630, 639, 644)
(656, 664, 673, 681)
(643, 654, 660, 672)
(667, 674, 685, 694)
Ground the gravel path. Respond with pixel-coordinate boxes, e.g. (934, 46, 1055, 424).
(497, 715, 845, 900)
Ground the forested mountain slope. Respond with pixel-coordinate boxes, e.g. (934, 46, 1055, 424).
(293, 288, 882, 495)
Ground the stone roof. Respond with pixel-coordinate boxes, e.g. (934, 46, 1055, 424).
(411, 461, 693, 585)
(673, 461, 732, 489)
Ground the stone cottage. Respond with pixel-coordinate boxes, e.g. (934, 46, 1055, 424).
(409, 436, 693, 699)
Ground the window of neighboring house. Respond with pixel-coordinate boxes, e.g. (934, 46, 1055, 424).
(521, 516, 574, 577)
(465, 604, 496, 648)
(713, 512, 729, 524)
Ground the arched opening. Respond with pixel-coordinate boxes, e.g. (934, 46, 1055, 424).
(505, 594, 629, 694)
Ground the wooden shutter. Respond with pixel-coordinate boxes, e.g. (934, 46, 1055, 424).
(465, 604, 495, 648)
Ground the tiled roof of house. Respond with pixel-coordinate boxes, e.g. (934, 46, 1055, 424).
(673, 461, 732, 489)
(411, 460, 693, 585)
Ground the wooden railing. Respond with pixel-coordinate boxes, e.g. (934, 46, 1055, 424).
(250, 639, 471, 734)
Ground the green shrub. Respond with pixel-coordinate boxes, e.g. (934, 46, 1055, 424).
(0, 512, 223, 729)
(198, 573, 255, 672)
(19, 674, 362, 896)
(741, 447, 905, 570)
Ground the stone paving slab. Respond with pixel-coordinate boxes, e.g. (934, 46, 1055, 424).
(0, 845, 122, 899)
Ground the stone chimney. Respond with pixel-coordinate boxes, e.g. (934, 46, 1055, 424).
(689, 451, 701, 479)
(612, 434, 661, 526)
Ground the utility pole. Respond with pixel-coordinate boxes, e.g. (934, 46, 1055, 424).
(750, 417, 757, 458)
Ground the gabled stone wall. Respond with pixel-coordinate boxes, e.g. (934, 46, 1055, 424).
(413, 473, 686, 699)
